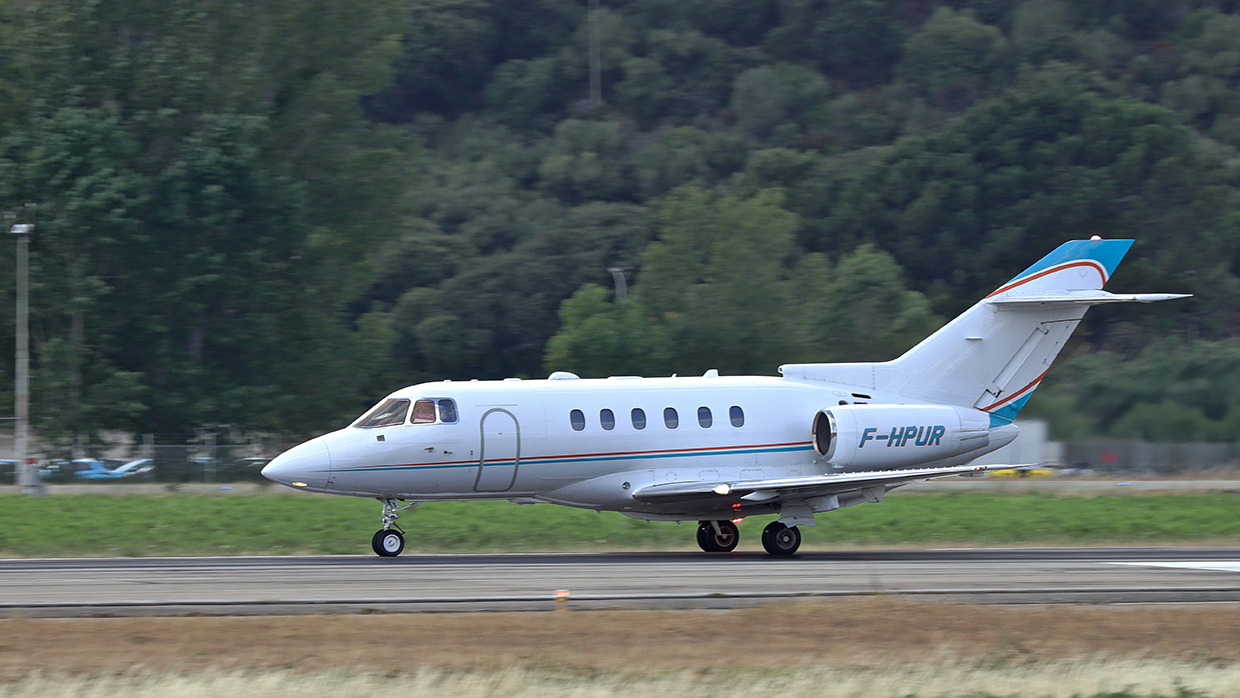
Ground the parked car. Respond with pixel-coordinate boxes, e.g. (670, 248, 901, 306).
(75, 458, 155, 480)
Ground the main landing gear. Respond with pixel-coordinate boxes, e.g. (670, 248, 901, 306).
(760, 521, 801, 556)
(695, 520, 802, 556)
(372, 498, 419, 557)
(696, 520, 739, 552)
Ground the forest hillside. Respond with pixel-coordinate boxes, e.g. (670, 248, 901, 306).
(1, 0, 1239, 443)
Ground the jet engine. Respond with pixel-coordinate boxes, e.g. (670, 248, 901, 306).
(812, 404, 992, 470)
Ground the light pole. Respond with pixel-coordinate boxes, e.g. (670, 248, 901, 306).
(588, 0, 601, 109)
(9, 204, 39, 495)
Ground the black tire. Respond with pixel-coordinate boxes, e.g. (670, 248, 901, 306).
(761, 521, 800, 556)
(696, 521, 715, 552)
(706, 520, 739, 553)
(372, 528, 404, 557)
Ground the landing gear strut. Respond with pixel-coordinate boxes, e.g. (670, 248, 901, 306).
(371, 498, 419, 557)
(696, 520, 739, 552)
(761, 521, 801, 556)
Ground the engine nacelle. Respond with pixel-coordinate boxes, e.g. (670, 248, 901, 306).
(812, 404, 992, 470)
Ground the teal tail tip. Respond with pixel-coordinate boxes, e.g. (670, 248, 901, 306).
(1009, 238, 1134, 285)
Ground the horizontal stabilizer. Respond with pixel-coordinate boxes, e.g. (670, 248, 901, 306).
(989, 290, 1192, 307)
(630, 463, 1006, 505)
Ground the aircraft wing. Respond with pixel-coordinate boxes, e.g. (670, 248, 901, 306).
(630, 463, 1007, 505)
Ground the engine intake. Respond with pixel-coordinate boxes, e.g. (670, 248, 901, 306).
(812, 404, 991, 469)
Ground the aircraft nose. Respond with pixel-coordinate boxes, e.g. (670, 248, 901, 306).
(262, 438, 332, 492)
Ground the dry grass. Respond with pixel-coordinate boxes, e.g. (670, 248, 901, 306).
(1, 600, 1238, 679)
(0, 661, 1238, 698)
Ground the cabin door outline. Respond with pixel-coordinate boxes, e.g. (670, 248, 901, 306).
(475, 408, 520, 492)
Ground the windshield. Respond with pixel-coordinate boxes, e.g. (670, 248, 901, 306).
(354, 399, 410, 428)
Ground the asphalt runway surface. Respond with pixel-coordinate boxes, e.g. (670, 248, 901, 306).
(3, 547, 1240, 616)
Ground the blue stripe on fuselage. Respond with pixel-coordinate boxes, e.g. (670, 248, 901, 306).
(331, 443, 816, 473)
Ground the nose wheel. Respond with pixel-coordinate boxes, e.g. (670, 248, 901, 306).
(761, 521, 801, 556)
(372, 528, 405, 556)
(371, 498, 419, 557)
(696, 520, 740, 552)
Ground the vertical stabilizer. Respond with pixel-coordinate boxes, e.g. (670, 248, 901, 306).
(880, 240, 1135, 424)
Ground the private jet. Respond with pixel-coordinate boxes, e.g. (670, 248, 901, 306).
(263, 239, 1186, 556)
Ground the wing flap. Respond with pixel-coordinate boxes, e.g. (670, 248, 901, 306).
(630, 463, 1005, 505)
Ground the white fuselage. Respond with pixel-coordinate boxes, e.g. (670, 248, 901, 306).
(263, 373, 1013, 520)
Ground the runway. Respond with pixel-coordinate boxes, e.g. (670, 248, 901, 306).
(2, 547, 1240, 616)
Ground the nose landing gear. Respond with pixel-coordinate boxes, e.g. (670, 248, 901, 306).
(372, 528, 404, 556)
(371, 498, 419, 557)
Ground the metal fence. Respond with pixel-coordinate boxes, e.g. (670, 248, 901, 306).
(1062, 439, 1240, 473)
(5, 424, 1240, 485)
(970, 420, 1240, 473)
(1, 432, 290, 485)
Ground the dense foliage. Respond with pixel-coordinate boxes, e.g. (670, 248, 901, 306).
(2, 0, 1240, 444)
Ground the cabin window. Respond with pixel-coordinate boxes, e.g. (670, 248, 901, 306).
(697, 406, 712, 428)
(437, 399, 458, 424)
(412, 399, 436, 423)
(631, 408, 646, 430)
(354, 399, 410, 428)
(729, 405, 744, 427)
(570, 409, 586, 431)
(600, 409, 615, 431)
(664, 407, 679, 429)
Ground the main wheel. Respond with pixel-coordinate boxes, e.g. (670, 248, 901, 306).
(372, 528, 404, 557)
(761, 521, 800, 556)
(697, 520, 739, 553)
(696, 521, 713, 552)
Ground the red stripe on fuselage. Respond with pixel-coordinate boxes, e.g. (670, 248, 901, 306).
(979, 369, 1049, 412)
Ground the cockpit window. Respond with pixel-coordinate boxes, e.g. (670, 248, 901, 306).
(412, 399, 436, 423)
(354, 399, 410, 428)
(437, 399, 458, 424)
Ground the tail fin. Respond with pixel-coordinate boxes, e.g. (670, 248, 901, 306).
(877, 240, 1185, 425)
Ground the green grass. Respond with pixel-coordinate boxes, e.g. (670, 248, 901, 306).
(1, 491, 1238, 557)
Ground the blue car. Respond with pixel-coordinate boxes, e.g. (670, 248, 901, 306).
(74, 458, 155, 480)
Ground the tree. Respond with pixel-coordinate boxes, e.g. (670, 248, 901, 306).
(797, 244, 942, 362)
(370, 0, 497, 119)
(392, 202, 646, 381)
(0, 0, 415, 437)
(545, 185, 939, 375)
(536, 120, 632, 203)
(768, 65, 1240, 335)
(632, 127, 748, 201)
(1161, 10, 1240, 148)
(730, 64, 830, 139)
(764, 0, 906, 87)
(1030, 338, 1240, 441)
(897, 8, 1007, 108)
